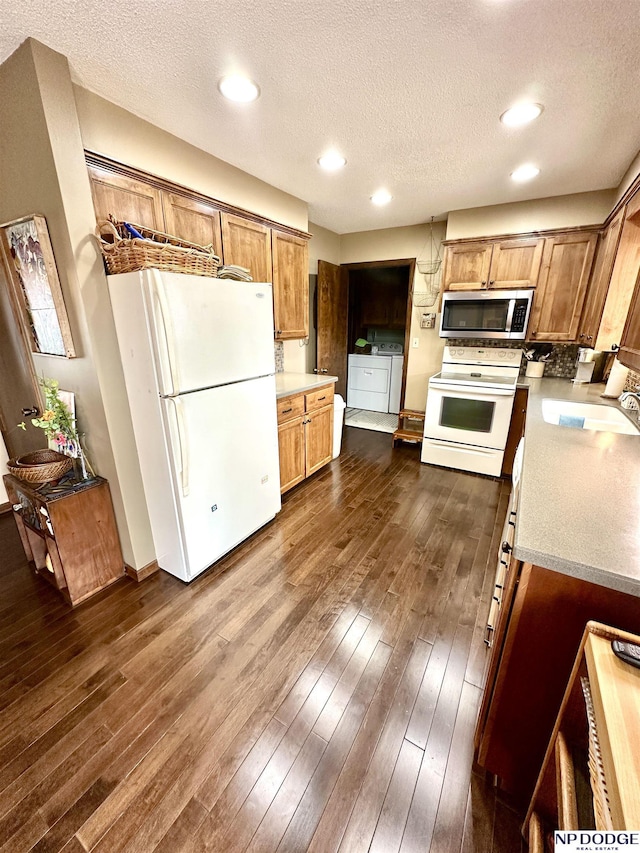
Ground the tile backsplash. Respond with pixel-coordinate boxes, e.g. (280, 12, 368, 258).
(447, 339, 580, 378)
(624, 368, 640, 391)
(274, 341, 284, 373)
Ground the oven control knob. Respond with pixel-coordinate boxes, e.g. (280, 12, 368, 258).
(498, 351, 506, 358)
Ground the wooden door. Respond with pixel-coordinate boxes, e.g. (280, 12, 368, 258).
(0, 258, 43, 459)
(220, 213, 271, 283)
(317, 260, 348, 399)
(278, 416, 305, 493)
(618, 266, 640, 373)
(579, 209, 625, 346)
(87, 166, 164, 229)
(305, 404, 333, 476)
(488, 237, 544, 289)
(442, 242, 493, 290)
(596, 203, 640, 352)
(161, 193, 223, 257)
(528, 233, 597, 342)
(272, 230, 309, 339)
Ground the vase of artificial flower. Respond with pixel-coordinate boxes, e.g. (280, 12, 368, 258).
(17, 378, 95, 482)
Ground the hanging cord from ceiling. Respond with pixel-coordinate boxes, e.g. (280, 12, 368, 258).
(414, 217, 442, 308)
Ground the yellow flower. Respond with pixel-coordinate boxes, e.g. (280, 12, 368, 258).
(41, 409, 55, 421)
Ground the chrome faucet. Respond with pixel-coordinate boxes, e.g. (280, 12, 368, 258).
(619, 386, 640, 415)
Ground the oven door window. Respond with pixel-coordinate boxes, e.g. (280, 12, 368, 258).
(442, 299, 511, 332)
(440, 396, 495, 433)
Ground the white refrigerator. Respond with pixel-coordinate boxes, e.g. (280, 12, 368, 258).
(108, 268, 281, 582)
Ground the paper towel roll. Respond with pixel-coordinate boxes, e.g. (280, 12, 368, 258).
(601, 357, 629, 398)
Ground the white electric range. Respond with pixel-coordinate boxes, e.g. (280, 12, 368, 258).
(421, 346, 522, 476)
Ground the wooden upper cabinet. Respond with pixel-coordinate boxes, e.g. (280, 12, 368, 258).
(579, 208, 625, 346)
(272, 230, 309, 339)
(161, 193, 222, 257)
(442, 242, 493, 290)
(87, 166, 164, 230)
(221, 213, 271, 282)
(596, 199, 640, 352)
(443, 237, 543, 291)
(618, 266, 640, 374)
(528, 232, 598, 342)
(487, 237, 544, 289)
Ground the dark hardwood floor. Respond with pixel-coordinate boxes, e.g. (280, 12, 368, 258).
(0, 427, 524, 852)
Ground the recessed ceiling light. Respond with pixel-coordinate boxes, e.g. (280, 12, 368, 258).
(511, 163, 540, 182)
(318, 152, 347, 171)
(371, 189, 392, 206)
(500, 103, 544, 127)
(217, 75, 260, 103)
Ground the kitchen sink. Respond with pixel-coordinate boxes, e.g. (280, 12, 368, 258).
(541, 399, 639, 434)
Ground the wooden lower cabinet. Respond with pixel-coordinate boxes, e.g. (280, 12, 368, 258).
(501, 386, 528, 477)
(3, 473, 125, 606)
(277, 384, 334, 494)
(277, 416, 306, 493)
(475, 561, 640, 805)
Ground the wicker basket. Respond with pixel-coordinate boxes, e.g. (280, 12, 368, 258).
(8, 449, 73, 484)
(95, 219, 221, 278)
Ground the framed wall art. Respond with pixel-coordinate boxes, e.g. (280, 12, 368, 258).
(0, 214, 75, 358)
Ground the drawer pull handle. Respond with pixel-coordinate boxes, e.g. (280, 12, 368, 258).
(318, 396, 326, 401)
(282, 407, 293, 414)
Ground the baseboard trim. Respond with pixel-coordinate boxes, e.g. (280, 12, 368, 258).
(0, 501, 11, 515)
(125, 560, 160, 582)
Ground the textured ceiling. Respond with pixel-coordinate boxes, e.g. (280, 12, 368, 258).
(1, 0, 640, 233)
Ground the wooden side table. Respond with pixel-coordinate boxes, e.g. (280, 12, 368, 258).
(3, 472, 125, 606)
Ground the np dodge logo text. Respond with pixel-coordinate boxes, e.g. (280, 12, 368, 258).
(555, 831, 640, 851)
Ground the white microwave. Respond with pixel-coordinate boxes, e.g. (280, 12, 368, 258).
(440, 289, 534, 340)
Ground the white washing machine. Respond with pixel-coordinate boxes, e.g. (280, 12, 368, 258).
(347, 354, 392, 411)
(347, 342, 404, 413)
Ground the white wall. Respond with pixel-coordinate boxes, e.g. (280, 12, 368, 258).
(446, 190, 614, 240)
(339, 223, 447, 411)
(74, 87, 308, 233)
(614, 148, 640, 207)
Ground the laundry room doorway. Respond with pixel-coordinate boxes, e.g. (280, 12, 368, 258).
(316, 258, 415, 435)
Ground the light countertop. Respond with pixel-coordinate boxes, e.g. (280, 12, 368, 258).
(514, 377, 640, 597)
(275, 372, 338, 399)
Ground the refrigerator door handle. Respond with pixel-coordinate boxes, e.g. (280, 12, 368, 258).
(167, 396, 190, 497)
(150, 270, 180, 396)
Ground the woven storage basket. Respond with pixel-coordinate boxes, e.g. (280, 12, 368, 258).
(95, 219, 220, 277)
(8, 449, 73, 484)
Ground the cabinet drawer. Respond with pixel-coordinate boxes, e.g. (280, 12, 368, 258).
(277, 394, 305, 423)
(305, 386, 334, 412)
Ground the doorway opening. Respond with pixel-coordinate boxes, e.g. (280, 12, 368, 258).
(344, 260, 414, 433)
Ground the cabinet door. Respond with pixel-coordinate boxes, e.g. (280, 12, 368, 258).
(162, 192, 223, 257)
(528, 233, 597, 342)
(579, 209, 625, 346)
(488, 237, 544, 289)
(618, 266, 640, 373)
(596, 200, 640, 352)
(359, 281, 390, 326)
(305, 403, 333, 476)
(278, 415, 306, 494)
(87, 166, 164, 229)
(272, 230, 309, 339)
(442, 243, 493, 290)
(221, 213, 272, 282)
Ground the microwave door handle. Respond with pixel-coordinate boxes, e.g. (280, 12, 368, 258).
(504, 299, 516, 333)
